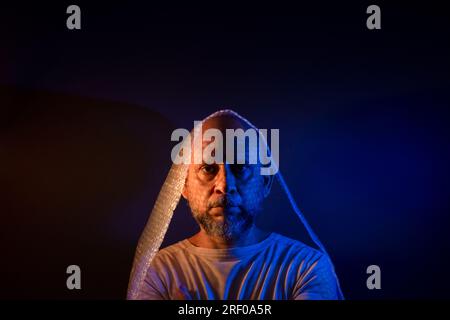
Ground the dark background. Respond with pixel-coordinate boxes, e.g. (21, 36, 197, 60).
(1, 1, 449, 299)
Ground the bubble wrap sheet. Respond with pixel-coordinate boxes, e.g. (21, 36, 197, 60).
(127, 163, 187, 299)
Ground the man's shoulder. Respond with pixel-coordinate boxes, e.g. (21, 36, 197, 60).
(270, 233, 340, 299)
(269, 232, 324, 260)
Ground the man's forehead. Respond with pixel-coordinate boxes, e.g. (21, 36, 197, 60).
(188, 114, 263, 165)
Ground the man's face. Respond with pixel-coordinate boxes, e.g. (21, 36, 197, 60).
(181, 115, 272, 240)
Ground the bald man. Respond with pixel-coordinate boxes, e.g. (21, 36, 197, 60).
(137, 113, 341, 300)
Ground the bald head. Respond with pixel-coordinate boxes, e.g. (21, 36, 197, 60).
(202, 113, 252, 133)
(171, 110, 279, 177)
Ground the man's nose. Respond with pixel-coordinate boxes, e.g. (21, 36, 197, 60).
(215, 164, 237, 195)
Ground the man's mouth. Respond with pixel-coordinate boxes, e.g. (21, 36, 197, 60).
(209, 205, 241, 216)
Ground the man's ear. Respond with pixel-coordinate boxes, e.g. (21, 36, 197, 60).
(262, 173, 274, 198)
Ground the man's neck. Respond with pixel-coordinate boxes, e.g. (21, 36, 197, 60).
(188, 226, 270, 249)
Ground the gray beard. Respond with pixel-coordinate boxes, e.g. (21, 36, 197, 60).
(192, 209, 254, 241)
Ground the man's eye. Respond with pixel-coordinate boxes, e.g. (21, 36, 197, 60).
(233, 164, 250, 175)
(201, 165, 218, 175)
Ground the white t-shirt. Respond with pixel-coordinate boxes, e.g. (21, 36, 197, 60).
(137, 233, 341, 300)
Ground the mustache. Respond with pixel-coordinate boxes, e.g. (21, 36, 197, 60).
(208, 196, 240, 209)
